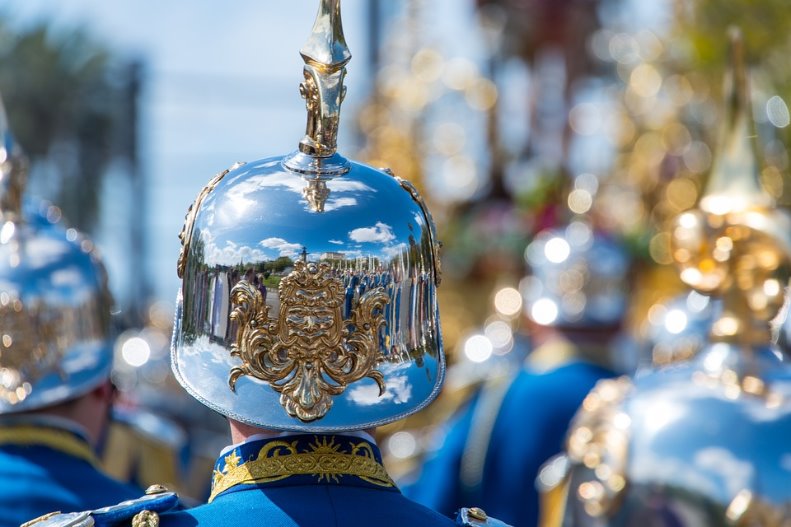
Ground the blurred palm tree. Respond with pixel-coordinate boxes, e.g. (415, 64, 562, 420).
(0, 18, 127, 232)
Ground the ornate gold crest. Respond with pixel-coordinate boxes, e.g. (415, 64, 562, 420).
(229, 260, 389, 421)
(566, 377, 632, 517)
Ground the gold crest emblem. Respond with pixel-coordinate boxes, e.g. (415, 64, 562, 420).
(228, 260, 389, 421)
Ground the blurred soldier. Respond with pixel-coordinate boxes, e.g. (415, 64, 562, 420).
(406, 221, 631, 527)
(22, 1, 510, 526)
(0, 97, 141, 526)
(552, 30, 791, 527)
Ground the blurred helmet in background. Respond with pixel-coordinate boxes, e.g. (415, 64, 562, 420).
(521, 221, 631, 329)
(0, 96, 113, 414)
(556, 31, 791, 527)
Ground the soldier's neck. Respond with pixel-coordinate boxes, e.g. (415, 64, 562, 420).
(228, 419, 282, 444)
(228, 419, 376, 444)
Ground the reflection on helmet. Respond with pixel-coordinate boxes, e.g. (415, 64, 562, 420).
(641, 291, 718, 367)
(557, 31, 791, 526)
(522, 222, 630, 328)
(0, 96, 113, 414)
(171, 1, 444, 432)
(771, 294, 791, 356)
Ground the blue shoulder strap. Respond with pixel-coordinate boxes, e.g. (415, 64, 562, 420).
(20, 487, 179, 527)
(456, 507, 512, 527)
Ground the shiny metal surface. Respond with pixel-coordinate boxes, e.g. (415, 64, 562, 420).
(288, 0, 350, 160)
(563, 346, 791, 526)
(0, 96, 112, 413)
(522, 222, 630, 328)
(641, 291, 718, 367)
(172, 0, 444, 432)
(173, 157, 443, 431)
(557, 30, 791, 526)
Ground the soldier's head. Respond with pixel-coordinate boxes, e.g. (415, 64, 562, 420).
(0, 97, 115, 444)
(521, 222, 631, 351)
(170, 0, 444, 438)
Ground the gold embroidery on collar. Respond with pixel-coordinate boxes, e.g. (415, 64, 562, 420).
(209, 437, 395, 502)
(0, 426, 98, 466)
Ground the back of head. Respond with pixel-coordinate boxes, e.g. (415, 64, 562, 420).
(522, 222, 630, 332)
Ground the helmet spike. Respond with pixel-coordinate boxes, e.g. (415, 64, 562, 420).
(699, 27, 771, 216)
(295, 0, 350, 159)
(671, 29, 791, 346)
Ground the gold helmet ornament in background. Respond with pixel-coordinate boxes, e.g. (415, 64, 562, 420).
(0, 94, 114, 414)
(172, 0, 444, 432)
(554, 29, 791, 526)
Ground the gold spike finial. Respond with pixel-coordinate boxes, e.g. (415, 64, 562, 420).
(699, 27, 771, 216)
(294, 0, 350, 158)
(670, 29, 791, 347)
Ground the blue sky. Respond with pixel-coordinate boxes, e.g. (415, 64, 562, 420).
(0, 0, 523, 315)
(2, 1, 372, 311)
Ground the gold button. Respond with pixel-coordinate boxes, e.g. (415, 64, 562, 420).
(145, 484, 169, 495)
(468, 507, 488, 521)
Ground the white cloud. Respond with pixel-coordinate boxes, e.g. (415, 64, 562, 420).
(201, 231, 269, 267)
(381, 243, 408, 260)
(328, 180, 376, 193)
(259, 237, 302, 258)
(322, 197, 357, 212)
(24, 237, 73, 270)
(328, 239, 344, 245)
(50, 268, 85, 288)
(693, 447, 754, 497)
(347, 375, 412, 406)
(349, 222, 395, 244)
(339, 249, 363, 259)
(62, 343, 105, 372)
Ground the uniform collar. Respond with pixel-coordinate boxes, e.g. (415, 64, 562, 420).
(210, 433, 397, 502)
(0, 415, 98, 466)
(219, 429, 376, 456)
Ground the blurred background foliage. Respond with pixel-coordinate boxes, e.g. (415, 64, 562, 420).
(0, 19, 128, 233)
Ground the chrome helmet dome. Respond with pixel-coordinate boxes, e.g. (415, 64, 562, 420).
(0, 96, 113, 413)
(172, 0, 443, 432)
(557, 31, 791, 526)
(521, 221, 630, 329)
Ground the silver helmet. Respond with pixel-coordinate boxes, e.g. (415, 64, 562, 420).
(556, 31, 791, 526)
(0, 96, 113, 413)
(521, 221, 630, 329)
(171, 0, 443, 432)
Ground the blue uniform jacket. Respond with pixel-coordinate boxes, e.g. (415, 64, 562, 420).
(0, 422, 141, 527)
(158, 433, 457, 527)
(405, 361, 614, 527)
